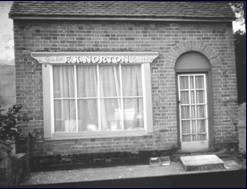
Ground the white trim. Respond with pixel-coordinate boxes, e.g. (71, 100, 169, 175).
(31, 51, 159, 65)
(74, 65, 79, 132)
(142, 63, 153, 132)
(50, 65, 54, 135)
(178, 75, 182, 145)
(119, 64, 124, 130)
(43, 64, 52, 138)
(204, 74, 209, 141)
(97, 64, 101, 131)
(48, 129, 150, 140)
(41, 52, 156, 139)
(188, 75, 192, 141)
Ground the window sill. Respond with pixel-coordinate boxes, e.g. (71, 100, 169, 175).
(45, 130, 152, 141)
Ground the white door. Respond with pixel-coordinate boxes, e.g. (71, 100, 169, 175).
(178, 74, 209, 152)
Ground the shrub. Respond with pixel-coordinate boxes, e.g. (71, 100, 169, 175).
(0, 104, 24, 155)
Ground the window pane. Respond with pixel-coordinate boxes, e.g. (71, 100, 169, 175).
(191, 105, 196, 118)
(195, 75, 204, 89)
(99, 66, 120, 97)
(122, 65, 142, 96)
(78, 100, 98, 131)
(181, 106, 190, 119)
(196, 90, 205, 103)
(180, 91, 189, 104)
(198, 134, 206, 141)
(198, 120, 206, 133)
(182, 135, 191, 142)
(197, 105, 205, 118)
(191, 120, 197, 141)
(190, 76, 194, 89)
(181, 120, 190, 134)
(54, 100, 76, 132)
(53, 66, 75, 98)
(77, 66, 97, 98)
(179, 76, 188, 89)
(100, 98, 121, 130)
(123, 98, 144, 130)
(191, 91, 195, 104)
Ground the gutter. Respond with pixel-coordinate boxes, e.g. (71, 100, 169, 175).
(9, 15, 234, 23)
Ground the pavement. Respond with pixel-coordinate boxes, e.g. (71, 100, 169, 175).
(21, 156, 245, 186)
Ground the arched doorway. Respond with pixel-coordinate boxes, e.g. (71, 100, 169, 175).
(175, 51, 211, 152)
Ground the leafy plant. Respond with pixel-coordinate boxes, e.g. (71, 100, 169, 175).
(0, 104, 24, 147)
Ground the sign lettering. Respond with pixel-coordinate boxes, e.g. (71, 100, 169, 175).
(65, 55, 130, 64)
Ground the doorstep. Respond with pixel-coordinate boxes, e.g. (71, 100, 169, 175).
(21, 157, 245, 186)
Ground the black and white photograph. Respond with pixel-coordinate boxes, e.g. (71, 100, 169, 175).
(0, 1, 246, 188)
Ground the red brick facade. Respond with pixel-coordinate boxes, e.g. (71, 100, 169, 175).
(13, 20, 238, 156)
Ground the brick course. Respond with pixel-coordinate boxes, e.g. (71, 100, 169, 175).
(14, 20, 238, 156)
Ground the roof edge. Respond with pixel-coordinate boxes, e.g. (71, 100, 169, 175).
(9, 15, 235, 22)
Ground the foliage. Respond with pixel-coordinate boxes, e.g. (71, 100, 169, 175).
(0, 104, 24, 146)
(230, 2, 245, 34)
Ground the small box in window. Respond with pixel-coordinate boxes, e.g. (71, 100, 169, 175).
(65, 120, 76, 132)
(160, 156, 170, 166)
(87, 124, 97, 131)
(149, 157, 160, 166)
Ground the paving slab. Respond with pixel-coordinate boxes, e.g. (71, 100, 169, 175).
(21, 157, 245, 186)
(180, 154, 225, 171)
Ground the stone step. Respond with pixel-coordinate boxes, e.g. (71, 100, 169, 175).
(180, 154, 225, 171)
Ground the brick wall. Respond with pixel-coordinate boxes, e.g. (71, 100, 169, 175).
(13, 20, 238, 156)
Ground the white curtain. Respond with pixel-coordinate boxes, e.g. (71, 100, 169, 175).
(122, 65, 143, 129)
(99, 66, 121, 130)
(77, 66, 98, 131)
(53, 65, 144, 133)
(53, 66, 76, 132)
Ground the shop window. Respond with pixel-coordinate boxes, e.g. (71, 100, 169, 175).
(52, 64, 144, 133)
(32, 52, 158, 139)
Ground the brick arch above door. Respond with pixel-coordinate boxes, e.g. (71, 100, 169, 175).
(166, 41, 221, 67)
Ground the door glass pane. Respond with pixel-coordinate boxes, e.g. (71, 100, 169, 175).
(77, 66, 97, 98)
(180, 91, 189, 104)
(182, 135, 191, 142)
(122, 65, 142, 97)
(99, 66, 120, 97)
(54, 100, 76, 132)
(100, 99, 121, 131)
(78, 100, 98, 131)
(179, 76, 189, 89)
(181, 106, 190, 119)
(181, 120, 190, 134)
(123, 98, 144, 130)
(196, 90, 205, 103)
(195, 75, 204, 89)
(190, 76, 194, 89)
(198, 120, 206, 133)
(197, 105, 205, 118)
(198, 134, 206, 141)
(53, 66, 75, 98)
(191, 105, 196, 118)
(192, 120, 197, 141)
(191, 91, 195, 104)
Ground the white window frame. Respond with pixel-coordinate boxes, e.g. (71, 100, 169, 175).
(34, 52, 159, 140)
(177, 73, 209, 151)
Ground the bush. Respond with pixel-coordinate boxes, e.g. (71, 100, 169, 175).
(0, 104, 24, 155)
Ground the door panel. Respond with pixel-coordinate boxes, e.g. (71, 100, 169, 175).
(178, 74, 209, 151)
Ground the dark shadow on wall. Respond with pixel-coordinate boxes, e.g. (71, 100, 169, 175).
(234, 31, 246, 104)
